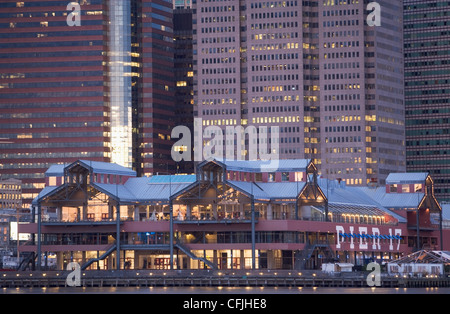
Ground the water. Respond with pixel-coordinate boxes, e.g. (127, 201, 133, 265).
(2, 286, 448, 294)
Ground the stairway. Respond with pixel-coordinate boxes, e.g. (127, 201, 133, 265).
(297, 243, 334, 270)
(80, 244, 117, 270)
(175, 242, 217, 270)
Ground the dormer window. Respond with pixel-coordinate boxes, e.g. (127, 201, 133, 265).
(414, 184, 422, 192)
(389, 184, 397, 193)
(401, 184, 410, 193)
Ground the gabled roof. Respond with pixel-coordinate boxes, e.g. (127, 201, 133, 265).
(124, 176, 195, 202)
(386, 172, 429, 185)
(204, 158, 312, 173)
(32, 186, 61, 205)
(45, 164, 65, 177)
(76, 160, 136, 176)
(317, 179, 407, 223)
(355, 186, 424, 210)
(45, 160, 137, 177)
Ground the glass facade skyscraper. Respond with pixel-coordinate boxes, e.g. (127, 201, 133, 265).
(404, 0, 450, 201)
(0, 0, 174, 203)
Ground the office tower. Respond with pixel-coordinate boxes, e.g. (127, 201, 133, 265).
(133, 0, 175, 176)
(0, 0, 174, 203)
(192, 0, 405, 185)
(173, 0, 192, 9)
(174, 7, 194, 173)
(404, 0, 450, 201)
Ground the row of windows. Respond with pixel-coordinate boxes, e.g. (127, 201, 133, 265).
(406, 149, 449, 156)
(1, 81, 103, 89)
(324, 29, 360, 39)
(251, 85, 299, 93)
(251, 74, 299, 82)
(0, 30, 103, 39)
(323, 41, 360, 49)
(199, 4, 235, 13)
(1, 111, 104, 119)
(250, 1, 298, 9)
(0, 60, 102, 69)
(201, 47, 236, 54)
(201, 57, 236, 64)
(324, 83, 361, 91)
(1, 121, 106, 129)
(201, 88, 236, 95)
(4, 20, 103, 29)
(323, 17, 361, 29)
(323, 61, 360, 70)
(323, 115, 362, 123)
(200, 15, 235, 23)
(200, 98, 237, 106)
(251, 63, 299, 72)
(250, 11, 298, 20)
(325, 136, 362, 143)
(252, 105, 299, 113)
(0, 91, 104, 99)
(406, 129, 450, 137)
(200, 26, 236, 33)
(251, 95, 300, 103)
(324, 72, 360, 80)
(1, 151, 106, 160)
(406, 139, 450, 146)
(200, 36, 236, 44)
(250, 21, 299, 30)
(251, 52, 299, 62)
(3, 0, 101, 8)
(201, 78, 237, 85)
(201, 67, 236, 75)
(0, 102, 104, 109)
(202, 108, 237, 116)
(324, 51, 360, 60)
(324, 94, 361, 102)
(325, 125, 361, 133)
(0, 71, 103, 79)
(1, 40, 103, 49)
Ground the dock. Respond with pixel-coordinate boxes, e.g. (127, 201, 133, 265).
(1, 270, 449, 289)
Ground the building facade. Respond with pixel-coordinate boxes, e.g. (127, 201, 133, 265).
(20, 158, 446, 271)
(192, 0, 405, 186)
(174, 7, 195, 174)
(404, 0, 450, 202)
(0, 0, 175, 204)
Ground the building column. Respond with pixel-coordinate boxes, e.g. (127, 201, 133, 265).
(251, 196, 256, 269)
(116, 202, 120, 270)
(267, 203, 273, 220)
(170, 200, 174, 269)
(186, 204, 191, 219)
(37, 204, 41, 271)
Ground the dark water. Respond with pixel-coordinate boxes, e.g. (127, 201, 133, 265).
(2, 286, 448, 294)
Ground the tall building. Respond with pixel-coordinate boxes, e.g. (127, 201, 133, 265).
(174, 7, 194, 173)
(0, 0, 174, 203)
(192, 0, 405, 185)
(173, 0, 192, 9)
(404, 0, 450, 202)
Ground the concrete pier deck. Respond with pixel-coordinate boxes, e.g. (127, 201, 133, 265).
(1, 270, 449, 289)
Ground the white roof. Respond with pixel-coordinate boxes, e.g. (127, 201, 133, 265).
(386, 172, 428, 184)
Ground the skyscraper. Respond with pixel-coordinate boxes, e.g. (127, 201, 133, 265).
(404, 0, 450, 202)
(174, 6, 194, 174)
(192, 0, 405, 185)
(0, 0, 174, 203)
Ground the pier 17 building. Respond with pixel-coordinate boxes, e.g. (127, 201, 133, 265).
(19, 159, 446, 271)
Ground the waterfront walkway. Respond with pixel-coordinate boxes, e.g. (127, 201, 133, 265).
(1, 269, 449, 289)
